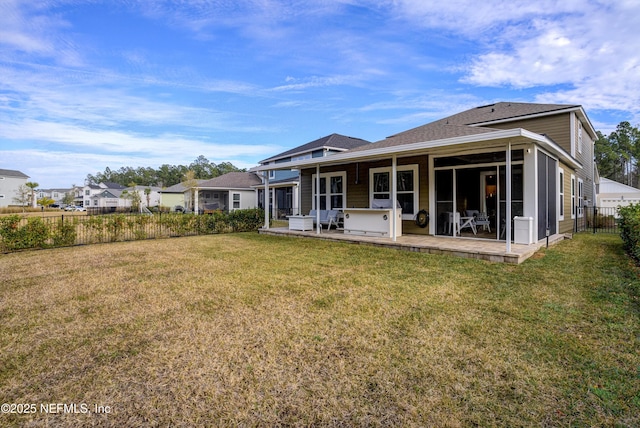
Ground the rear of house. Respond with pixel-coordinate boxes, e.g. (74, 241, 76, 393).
(257, 102, 597, 246)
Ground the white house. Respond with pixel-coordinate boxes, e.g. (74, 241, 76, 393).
(0, 169, 30, 208)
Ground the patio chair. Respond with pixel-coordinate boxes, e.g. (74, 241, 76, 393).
(474, 212, 491, 233)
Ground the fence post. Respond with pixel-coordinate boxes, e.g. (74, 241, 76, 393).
(593, 206, 597, 234)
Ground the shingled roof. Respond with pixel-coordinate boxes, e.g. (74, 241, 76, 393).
(260, 133, 371, 163)
(350, 102, 582, 152)
(348, 123, 500, 152)
(433, 102, 581, 126)
(198, 172, 262, 189)
(0, 168, 29, 179)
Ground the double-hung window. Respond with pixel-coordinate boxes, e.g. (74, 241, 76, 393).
(370, 165, 419, 220)
(232, 193, 241, 209)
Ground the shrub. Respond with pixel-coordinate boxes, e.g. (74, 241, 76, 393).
(51, 218, 77, 247)
(618, 203, 640, 261)
(0, 215, 49, 251)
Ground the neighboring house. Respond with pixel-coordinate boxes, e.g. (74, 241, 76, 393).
(88, 189, 131, 210)
(37, 188, 72, 205)
(0, 168, 30, 208)
(124, 185, 163, 208)
(256, 133, 371, 218)
(74, 182, 127, 207)
(597, 178, 640, 214)
(188, 172, 262, 213)
(255, 102, 597, 248)
(160, 180, 208, 211)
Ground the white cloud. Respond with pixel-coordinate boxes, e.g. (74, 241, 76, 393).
(456, 1, 640, 119)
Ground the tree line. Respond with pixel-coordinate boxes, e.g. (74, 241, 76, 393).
(595, 121, 640, 187)
(85, 155, 245, 188)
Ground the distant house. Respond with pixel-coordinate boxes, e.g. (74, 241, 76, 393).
(0, 168, 30, 208)
(160, 180, 208, 211)
(88, 189, 130, 210)
(124, 185, 163, 208)
(188, 172, 262, 213)
(256, 133, 371, 218)
(37, 188, 72, 205)
(597, 178, 640, 213)
(75, 182, 126, 207)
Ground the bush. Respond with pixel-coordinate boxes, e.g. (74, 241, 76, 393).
(0, 215, 50, 251)
(618, 204, 640, 261)
(51, 218, 77, 247)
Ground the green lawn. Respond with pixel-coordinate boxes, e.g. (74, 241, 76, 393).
(0, 233, 638, 427)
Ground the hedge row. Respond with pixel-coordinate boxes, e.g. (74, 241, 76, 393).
(618, 204, 640, 261)
(0, 208, 266, 252)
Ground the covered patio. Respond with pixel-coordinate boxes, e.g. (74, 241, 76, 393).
(259, 226, 565, 264)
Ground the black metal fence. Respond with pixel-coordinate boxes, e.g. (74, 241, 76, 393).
(574, 206, 620, 234)
(0, 209, 265, 253)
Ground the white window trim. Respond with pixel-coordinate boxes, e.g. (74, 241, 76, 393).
(571, 174, 576, 219)
(369, 164, 419, 220)
(558, 168, 565, 221)
(311, 171, 347, 211)
(232, 192, 241, 210)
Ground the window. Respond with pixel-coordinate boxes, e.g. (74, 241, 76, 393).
(292, 154, 311, 162)
(85, 189, 90, 196)
(312, 172, 346, 210)
(558, 168, 565, 221)
(578, 122, 583, 154)
(370, 165, 419, 220)
(232, 193, 240, 209)
(268, 170, 275, 179)
(577, 178, 584, 217)
(571, 175, 576, 219)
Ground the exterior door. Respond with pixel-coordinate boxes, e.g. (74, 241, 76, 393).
(537, 152, 558, 239)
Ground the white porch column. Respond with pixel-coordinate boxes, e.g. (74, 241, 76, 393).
(194, 188, 199, 215)
(506, 142, 512, 253)
(316, 164, 321, 234)
(391, 155, 398, 242)
(296, 173, 302, 215)
(271, 188, 276, 220)
(264, 173, 269, 229)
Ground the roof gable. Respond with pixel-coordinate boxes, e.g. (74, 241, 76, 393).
(260, 133, 371, 163)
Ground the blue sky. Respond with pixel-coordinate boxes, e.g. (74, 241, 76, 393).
(1, 0, 639, 188)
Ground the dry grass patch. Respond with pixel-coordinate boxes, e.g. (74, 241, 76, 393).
(0, 233, 638, 427)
